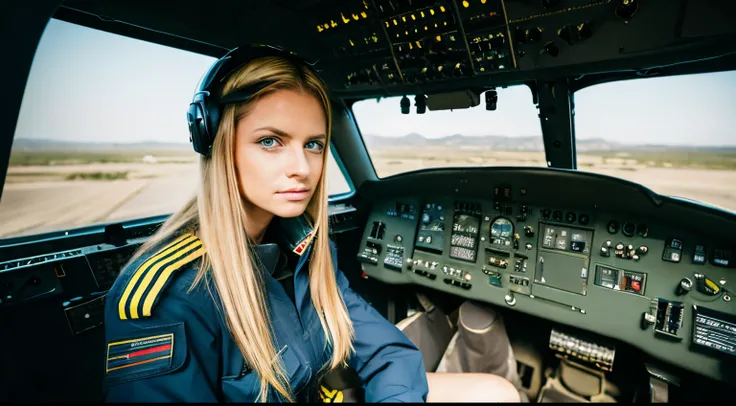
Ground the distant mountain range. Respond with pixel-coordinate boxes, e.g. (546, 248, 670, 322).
(12, 135, 736, 152)
(362, 133, 736, 152)
(11, 138, 191, 151)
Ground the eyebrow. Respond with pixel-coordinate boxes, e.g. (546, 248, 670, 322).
(253, 126, 326, 141)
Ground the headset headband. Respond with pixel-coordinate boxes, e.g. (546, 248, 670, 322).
(186, 44, 316, 156)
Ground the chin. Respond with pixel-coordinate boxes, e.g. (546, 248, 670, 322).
(270, 203, 310, 219)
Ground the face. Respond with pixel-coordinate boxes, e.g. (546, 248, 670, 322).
(234, 89, 327, 222)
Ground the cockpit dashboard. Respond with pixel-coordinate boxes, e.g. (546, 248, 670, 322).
(355, 167, 735, 382)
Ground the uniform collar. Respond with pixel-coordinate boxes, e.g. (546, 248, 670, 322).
(252, 215, 316, 278)
(251, 243, 284, 276)
(266, 215, 316, 258)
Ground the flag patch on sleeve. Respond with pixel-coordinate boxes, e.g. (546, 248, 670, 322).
(104, 322, 187, 385)
(107, 333, 173, 373)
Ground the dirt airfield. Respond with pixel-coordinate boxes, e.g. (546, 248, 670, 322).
(1, 151, 733, 239)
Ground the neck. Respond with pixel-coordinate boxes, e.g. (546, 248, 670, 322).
(243, 202, 274, 244)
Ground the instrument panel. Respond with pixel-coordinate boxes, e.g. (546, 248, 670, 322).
(356, 168, 736, 382)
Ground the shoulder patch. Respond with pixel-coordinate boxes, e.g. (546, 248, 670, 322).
(117, 233, 205, 320)
(105, 322, 187, 385)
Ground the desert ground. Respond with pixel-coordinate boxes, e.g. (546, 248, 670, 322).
(0, 154, 352, 238)
(0, 149, 733, 239)
(370, 149, 736, 212)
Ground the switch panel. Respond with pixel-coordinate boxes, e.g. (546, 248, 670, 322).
(662, 238, 683, 263)
(509, 274, 531, 295)
(357, 241, 381, 266)
(514, 256, 528, 273)
(407, 258, 438, 281)
(483, 268, 503, 288)
(654, 299, 685, 340)
(383, 245, 404, 272)
(594, 265, 646, 295)
(711, 248, 732, 268)
(693, 245, 707, 265)
(369, 221, 386, 240)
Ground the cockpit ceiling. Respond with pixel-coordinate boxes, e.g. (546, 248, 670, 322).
(56, 0, 736, 98)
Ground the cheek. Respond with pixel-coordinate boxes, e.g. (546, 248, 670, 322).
(235, 147, 274, 191)
(310, 155, 325, 181)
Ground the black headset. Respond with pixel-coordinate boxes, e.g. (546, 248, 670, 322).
(186, 44, 316, 156)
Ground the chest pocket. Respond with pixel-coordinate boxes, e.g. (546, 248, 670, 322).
(221, 344, 312, 401)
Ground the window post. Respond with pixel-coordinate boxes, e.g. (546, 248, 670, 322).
(534, 80, 576, 170)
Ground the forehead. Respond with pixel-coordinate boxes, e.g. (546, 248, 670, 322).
(238, 88, 326, 135)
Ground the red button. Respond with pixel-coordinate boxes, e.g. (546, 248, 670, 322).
(631, 281, 641, 291)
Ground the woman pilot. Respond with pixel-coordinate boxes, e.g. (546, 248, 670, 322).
(102, 44, 520, 402)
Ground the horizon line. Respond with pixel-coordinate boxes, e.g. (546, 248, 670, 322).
(12, 135, 736, 149)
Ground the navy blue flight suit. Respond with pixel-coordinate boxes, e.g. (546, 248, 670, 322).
(103, 215, 428, 402)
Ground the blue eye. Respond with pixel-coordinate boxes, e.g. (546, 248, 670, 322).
(306, 141, 324, 153)
(258, 137, 279, 149)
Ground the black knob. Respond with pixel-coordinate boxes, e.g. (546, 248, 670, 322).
(543, 41, 559, 57)
(622, 222, 636, 237)
(607, 220, 620, 234)
(637, 224, 649, 238)
(579, 213, 590, 225)
(526, 27, 542, 43)
(615, 0, 639, 19)
(676, 278, 692, 296)
(577, 22, 593, 41)
(541, 209, 551, 219)
(524, 226, 534, 237)
(558, 25, 573, 45)
(514, 27, 526, 45)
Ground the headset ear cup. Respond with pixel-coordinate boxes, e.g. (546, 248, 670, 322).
(207, 104, 220, 154)
(187, 102, 210, 156)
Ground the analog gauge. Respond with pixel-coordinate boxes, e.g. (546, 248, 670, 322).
(490, 217, 514, 246)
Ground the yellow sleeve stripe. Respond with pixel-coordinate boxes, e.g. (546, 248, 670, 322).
(117, 233, 198, 320)
(141, 244, 206, 317)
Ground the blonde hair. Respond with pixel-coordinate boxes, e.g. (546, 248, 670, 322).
(128, 55, 354, 401)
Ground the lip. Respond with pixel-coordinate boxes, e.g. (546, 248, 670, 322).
(276, 188, 311, 201)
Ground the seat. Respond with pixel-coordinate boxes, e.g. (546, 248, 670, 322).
(317, 297, 527, 403)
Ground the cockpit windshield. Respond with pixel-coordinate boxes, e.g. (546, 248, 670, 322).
(352, 72, 736, 213)
(352, 85, 546, 177)
(574, 71, 736, 213)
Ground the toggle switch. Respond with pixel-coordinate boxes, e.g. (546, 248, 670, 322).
(524, 226, 534, 237)
(676, 278, 692, 296)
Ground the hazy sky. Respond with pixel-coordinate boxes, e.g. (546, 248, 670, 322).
(14, 19, 736, 147)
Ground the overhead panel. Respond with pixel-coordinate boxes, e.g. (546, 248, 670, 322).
(312, 0, 516, 89)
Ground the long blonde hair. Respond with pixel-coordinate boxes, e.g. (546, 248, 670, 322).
(128, 55, 354, 401)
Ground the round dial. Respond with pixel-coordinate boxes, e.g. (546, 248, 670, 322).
(490, 217, 514, 246)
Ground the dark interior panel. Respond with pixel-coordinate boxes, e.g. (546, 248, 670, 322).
(354, 168, 736, 383)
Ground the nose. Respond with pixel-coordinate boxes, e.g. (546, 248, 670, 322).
(286, 146, 310, 179)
